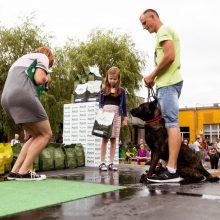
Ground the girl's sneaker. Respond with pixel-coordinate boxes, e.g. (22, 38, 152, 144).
(108, 163, 118, 171)
(7, 172, 17, 180)
(99, 163, 108, 171)
(15, 171, 46, 181)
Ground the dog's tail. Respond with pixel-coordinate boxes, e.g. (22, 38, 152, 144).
(205, 176, 220, 182)
(199, 162, 219, 182)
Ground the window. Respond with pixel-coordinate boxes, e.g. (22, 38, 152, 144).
(204, 125, 210, 132)
(204, 124, 220, 142)
(180, 127, 190, 141)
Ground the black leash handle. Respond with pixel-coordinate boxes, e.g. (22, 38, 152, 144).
(147, 87, 157, 102)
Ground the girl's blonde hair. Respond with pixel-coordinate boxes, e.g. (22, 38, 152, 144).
(34, 47, 54, 68)
(103, 66, 121, 96)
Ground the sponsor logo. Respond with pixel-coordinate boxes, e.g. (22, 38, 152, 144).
(71, 126, 79, 130)
(79, 118, 87, 121)
(71, 109, 79, 113)
(79, 138, 86, 142)
(95, 138, 101, 141)
(88, 113, 95, 117)
(63, 138, 71, 141)
(79, 121, 87, 125)
(87, 151, 94, 155)
(88, 117, 95, 121)
(79, 126, 87, 129)
(64, 106, 71, 110)
(63, 122, 71, 126)
(80, 105, 86, 109)
(80, 113, 87, 117)
(71, 134, 78, 138)
(88, 108, 95, 112)
(88, 123, 95, 127)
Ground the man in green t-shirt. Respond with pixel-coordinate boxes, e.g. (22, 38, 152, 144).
(140, 9, 183, 183)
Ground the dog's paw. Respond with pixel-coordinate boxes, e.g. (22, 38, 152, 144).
(140, 174, 149, 183)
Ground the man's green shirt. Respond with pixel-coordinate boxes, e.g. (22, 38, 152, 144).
(154, 25, 182, 88)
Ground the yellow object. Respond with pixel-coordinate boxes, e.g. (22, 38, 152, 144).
(140, 162, 146, 165)
(179, 106, 220, 143)
(0, 143, 5, 175)
(4, 143, 13, 172)
(129, 161, 136, 165)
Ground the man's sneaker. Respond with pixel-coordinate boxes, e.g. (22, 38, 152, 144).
(147, 168, 182, 183)
(154, 165, 166, 175)
(7, 172, 17, 180)
(145, 164, 166, 175)
(99, 163, 108, 171)
(108, 163, 118, 171)
(15, 171, 46, 181)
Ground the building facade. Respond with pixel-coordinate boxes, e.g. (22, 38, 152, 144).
(179, 104, 220, 143)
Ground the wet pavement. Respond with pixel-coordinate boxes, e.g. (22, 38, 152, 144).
(1, 163, 220, 220)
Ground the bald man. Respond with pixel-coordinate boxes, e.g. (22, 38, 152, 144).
(140, 9, 183, 183)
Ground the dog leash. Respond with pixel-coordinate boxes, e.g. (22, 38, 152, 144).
(145, 87, 161, 125)
(147, 87, 157, 102)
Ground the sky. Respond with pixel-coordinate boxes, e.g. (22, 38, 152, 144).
(1, 0, 220, 108)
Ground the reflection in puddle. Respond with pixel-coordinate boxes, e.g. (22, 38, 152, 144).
(2, 166, 220, 220)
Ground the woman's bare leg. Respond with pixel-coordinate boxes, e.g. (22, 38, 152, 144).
(11, 137, 34, 173)
(18, 120, 52, 174)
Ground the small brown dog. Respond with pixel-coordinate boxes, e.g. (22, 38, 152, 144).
(131, 100, 219, 184)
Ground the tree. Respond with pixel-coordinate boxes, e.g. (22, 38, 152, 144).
(0, 20, 146, 142)
(50, 29, 146, 141)
(52, 29, 146, 109)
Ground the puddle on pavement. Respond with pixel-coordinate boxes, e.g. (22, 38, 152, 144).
(3, 168, 220, 220)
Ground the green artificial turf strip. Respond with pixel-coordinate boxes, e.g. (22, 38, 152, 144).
(0, 179, 125, 217)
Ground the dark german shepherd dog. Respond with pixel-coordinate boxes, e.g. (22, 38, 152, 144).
(131, 98, 219, 184)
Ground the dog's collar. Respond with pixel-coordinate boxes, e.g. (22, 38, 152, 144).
(145, 115, 162, 125)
